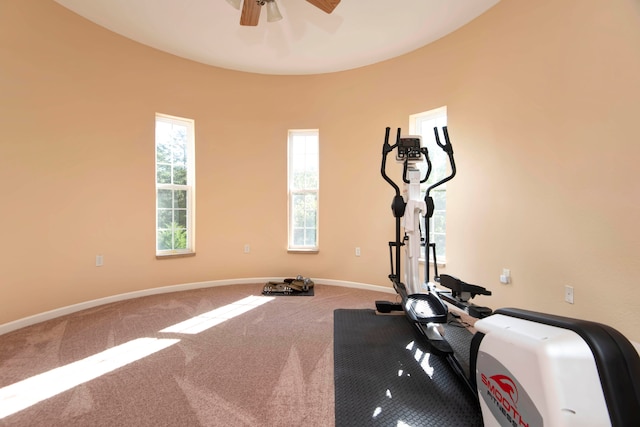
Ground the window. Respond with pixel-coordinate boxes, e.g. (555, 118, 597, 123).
(409, 107, 448, 263)
(288, 130, 319, 251)
(155, 113, 195, 256)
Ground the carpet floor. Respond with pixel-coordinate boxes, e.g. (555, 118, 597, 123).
(0, 284, 392, 426)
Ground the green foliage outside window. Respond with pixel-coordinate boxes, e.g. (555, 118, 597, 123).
(157, 222, 187, 251)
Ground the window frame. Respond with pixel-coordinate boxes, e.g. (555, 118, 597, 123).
(155, 113, 196, 257)
(287, 129, 319, 252)
(409, 107, 448, 265)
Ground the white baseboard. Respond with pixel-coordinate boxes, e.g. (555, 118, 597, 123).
(0, 278, 393, 336)
(318, 278, 395, 294)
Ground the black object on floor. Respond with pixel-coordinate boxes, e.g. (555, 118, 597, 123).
(261, 287, 314, 296)
(262, 277, 315, 296)
(334, 309, 482, 427)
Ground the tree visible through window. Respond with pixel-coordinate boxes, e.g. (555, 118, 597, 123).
(288, 130, 319, 250)
(155, 114, 195, 255)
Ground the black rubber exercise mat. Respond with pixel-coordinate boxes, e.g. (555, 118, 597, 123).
(333, 309, 482, 426)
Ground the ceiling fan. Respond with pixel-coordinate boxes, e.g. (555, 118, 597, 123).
(226, 0, 341, 26)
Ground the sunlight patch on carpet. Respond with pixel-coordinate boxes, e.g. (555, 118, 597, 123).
(0, 295, 275, 419)
(159, 295, 275, 334)
(0, 337, 179, 419)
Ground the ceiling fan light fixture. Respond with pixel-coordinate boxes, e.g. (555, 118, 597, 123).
(226, 0, 241, 10)
(265, 0, 282, 22)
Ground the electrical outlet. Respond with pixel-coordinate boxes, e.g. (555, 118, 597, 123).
(564, 285, 574, 304)
(500, 268, 511, 284)
(243, 244, 250, 254)
(96, 255, 104, 267)
(355, 247, 361, 257)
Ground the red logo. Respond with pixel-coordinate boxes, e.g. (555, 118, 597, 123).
(481, 373, 529, 427)
(490, 374, 519, 406)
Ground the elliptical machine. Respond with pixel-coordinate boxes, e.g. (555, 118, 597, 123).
(375, 125, 640, 426)
(376, 125, 487, 391)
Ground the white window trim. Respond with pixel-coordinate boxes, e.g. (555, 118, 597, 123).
(155, 113, 196, 257)
(287, 129, 319, 252)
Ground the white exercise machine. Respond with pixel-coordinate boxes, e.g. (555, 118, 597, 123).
(376, 126, 640, 426)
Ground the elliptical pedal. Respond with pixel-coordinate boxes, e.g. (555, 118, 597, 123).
(405, 293, 448, 324)
(375, 300, 402, 313)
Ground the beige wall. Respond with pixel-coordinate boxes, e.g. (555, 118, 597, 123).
(1, 0, 639, 341)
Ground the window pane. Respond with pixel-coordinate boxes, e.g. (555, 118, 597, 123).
(305, 171, 318, 189)
(293, 229, 304, 246)
(305, 209, 316, 228)
(158, 189, 172, 209)
(157, 230, 173, 250)
(173, 227, 187, 249)
(156, 120, 171, 145)
(174, 190, 187, 209)
(156, 142, 171, 164)
(432, 189, 446, 208)
(433, 214, 446, 234)
(292, 171, 305, 190)
(293, 194, 305, 227)
(293, 153, 305, 168)
(432, 233, 446, 259)
(158, 209, 172, 229)
(305, 139, 318, 154)
(172, 140, 187, 165)
(176, 209, 187, 228)
(305, 194, 317, 228)
(173, 165, 187, 185)
(305, 229, 316, 246)
(157, 164, 171, 184)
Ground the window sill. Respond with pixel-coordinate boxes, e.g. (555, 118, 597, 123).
(287, 249, 319, 254)
(156, 252, 196, 260)
(419, 258, 446, 268)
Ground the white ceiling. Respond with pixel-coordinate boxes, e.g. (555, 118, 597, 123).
(53, 0, 500, 75)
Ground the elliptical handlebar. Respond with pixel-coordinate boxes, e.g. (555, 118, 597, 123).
(426, 126, 456, 194)
(425, 125, 457, 283)
(380, 127, 400, 196)
(435, 126, 453, 154)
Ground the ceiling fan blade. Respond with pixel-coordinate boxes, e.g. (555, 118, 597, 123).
(306, 0, 341, 14)
(240, 0, 261, 26)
